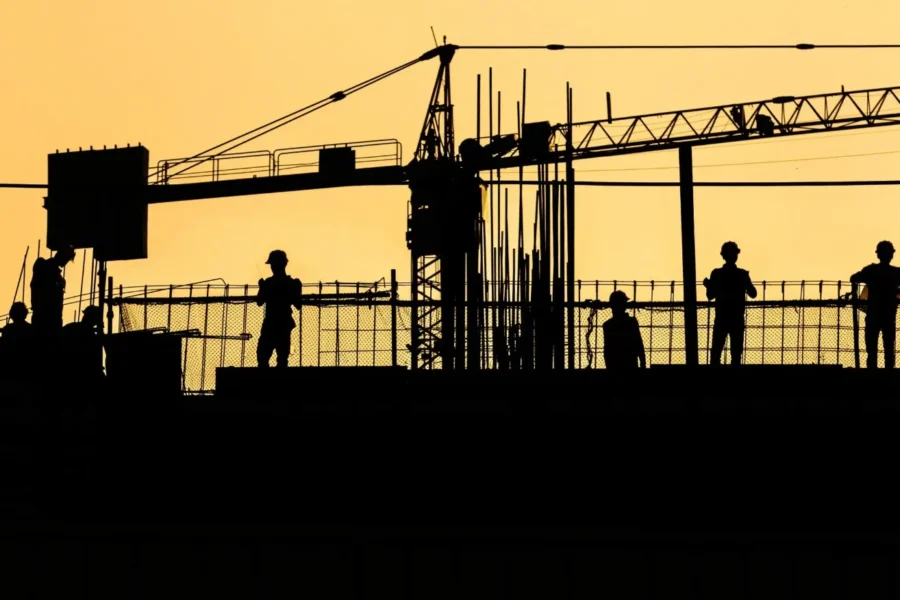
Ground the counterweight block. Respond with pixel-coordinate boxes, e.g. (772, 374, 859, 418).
(45, 145, 149, 261)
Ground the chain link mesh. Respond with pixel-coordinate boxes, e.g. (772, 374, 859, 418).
(113, 281, 889, 393)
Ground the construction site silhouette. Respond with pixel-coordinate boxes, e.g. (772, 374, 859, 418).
(5, 41, 900, 598)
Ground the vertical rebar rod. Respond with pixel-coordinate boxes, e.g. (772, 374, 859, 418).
(241, 284, 248, 368)
(167, 284, 173, 333)
(566, 85, 576, 369)
(781, 281, 786, 365)
(200, 285, 211, 392)
(489, 67, 494, 320)
(221, 285, 229, 369)
(318, 281, 323, 367)
(336, 281, 341, 367)
(373, 281, 378, 366)
(391, 269, 398, 367)
(836, 281, 842, 366)
(852, 280, 860, 368)
(817, 280, 823, 365)
(183, 285, 193, 385)
(77, 249, 86, 317)
(761, 282, 767, 365)
(297, 281, 304, 367)
(356, 282, 361, 367)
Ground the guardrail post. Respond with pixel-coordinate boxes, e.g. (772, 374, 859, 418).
(391, 269, 398, 367)
(852, 281, 860, 368)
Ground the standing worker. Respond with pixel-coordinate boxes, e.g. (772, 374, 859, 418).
(850, 241, 900, 369)
(602, 291, 646, 370)
(30, 245, 76, 339)
(256, 249, 303, 368)
(703, 241, 757, 366)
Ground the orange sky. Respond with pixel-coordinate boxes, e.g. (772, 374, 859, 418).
(3, 0, 900, 313)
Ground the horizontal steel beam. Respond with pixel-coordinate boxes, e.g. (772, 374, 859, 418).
(144, 165, 407, 204)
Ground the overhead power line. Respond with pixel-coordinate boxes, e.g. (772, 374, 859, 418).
(459, 43, 900, 50)
(9, 180, 900, 191)
(501, 179, 900, 187)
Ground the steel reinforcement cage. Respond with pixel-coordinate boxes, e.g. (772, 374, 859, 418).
(78, 278, 884, 394)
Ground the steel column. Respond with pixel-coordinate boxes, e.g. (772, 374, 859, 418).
(679, 146, 699, 366)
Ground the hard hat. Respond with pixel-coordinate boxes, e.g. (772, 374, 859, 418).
(9, 302, 28, 320)
(877, 240, 894, 253)
(609, 290, 630, 305)
(82, 305, 102, 322)
(266, 249, 288, 265)
(721, 241, 740, 255)
(56, 244, 76, 260)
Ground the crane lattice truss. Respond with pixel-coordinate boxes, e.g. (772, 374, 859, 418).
(489, 85, 900, 167)
(51, 44, 900, 370)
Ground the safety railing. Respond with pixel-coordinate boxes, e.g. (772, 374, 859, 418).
(90, 279, 887, 394)
(154, 139, 403, 184)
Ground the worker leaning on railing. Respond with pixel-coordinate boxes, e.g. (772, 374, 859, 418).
(850, 240, 900, 369)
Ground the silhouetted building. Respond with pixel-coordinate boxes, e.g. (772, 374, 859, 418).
(704, 241, 757, 365)
(602, 291, 646, 370)
(851, 240, 900, 369)
(256, 250, 302, 368)
(30, 245, 75, 338)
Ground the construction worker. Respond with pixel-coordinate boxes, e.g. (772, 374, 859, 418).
(1, 302, 34, 378)
(704, 241, 757, 365)
(30, 245, 76, 338)
(850, 240, 900, 369)
(256, 250, 302, 368)
(61, 305, 105, 380)
(1, 302, 33, 342)
(602, 290, 646, 370)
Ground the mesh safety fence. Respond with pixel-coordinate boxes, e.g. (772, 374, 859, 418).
(113, 281, 890, 393)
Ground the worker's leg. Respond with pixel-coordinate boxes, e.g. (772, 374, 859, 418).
(257, 332, 274, 368)
(711, 319, 727, 365)
(729, 321, 745, 365)
(883, 319, 896, 369)
(275, 330, 291, 368)
(864, 316, 880, 369)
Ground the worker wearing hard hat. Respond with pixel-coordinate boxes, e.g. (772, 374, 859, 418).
(30, 244, 76, 338)
(703, 241, 757, 366)
(602, 290, 646, 370)
(256, 249, 303, 368)
(850, 240, 900, 369)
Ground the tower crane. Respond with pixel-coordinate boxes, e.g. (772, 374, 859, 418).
(41, 43, 900, 370)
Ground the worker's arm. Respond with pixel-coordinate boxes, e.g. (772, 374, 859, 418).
(634, 319, 646, 369)
(255, 278, 266, 307)
(850, 266, 868, 284)
(704, 271, 717, 300)
(291, 279, 303, 312)
(745, 271, 758, 299)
